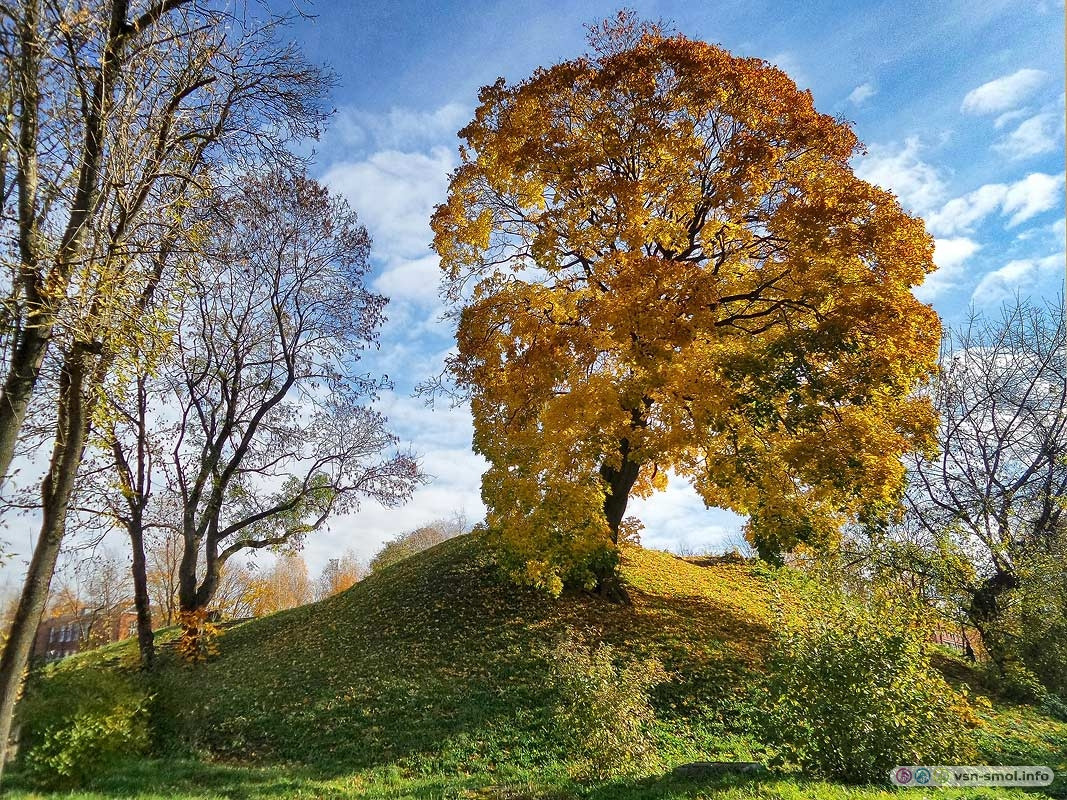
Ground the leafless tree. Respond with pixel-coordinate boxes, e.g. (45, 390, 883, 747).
(872, 298, 1066, 661)
(0, 0, 330, 773)
(102, 169, 420, 657)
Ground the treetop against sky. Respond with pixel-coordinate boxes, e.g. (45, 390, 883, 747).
(1, 0, 1063, 582)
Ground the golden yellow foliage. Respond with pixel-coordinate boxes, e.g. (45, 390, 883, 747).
(432, 17, 940, 590)
(177, 610, 220, 665)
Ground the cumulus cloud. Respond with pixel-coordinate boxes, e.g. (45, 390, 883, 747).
(854, 137, 946, 215)
(926, 172, 1065, 235)
(323, 146, 454, 263)
(972, 252, 1066, 304)
(328, 103, 469, 154)
(1002, 172, 1067, 226)
(373, 254, 443, 309)
(993, 112, 1064, 160)
(961, 69, 1047, 115)
(916, 237, 981, 302)
(993, 108, 1030, 130)
(847, 82, 877, 105)
(628, 474, 745, 554)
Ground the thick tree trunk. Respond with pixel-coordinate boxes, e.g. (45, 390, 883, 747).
(600, 450, 640, 545)
(0, 344, 95, 782)
(967, 570, 1020, 666)
(595, 436, 641, 604)
(127, 516, 155, 671)
(176, 533, 223, 655)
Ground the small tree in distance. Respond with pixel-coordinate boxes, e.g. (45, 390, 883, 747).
(370, 514, 468, 573)
(430, 12, 940, 598)
(316, 551, 364, 600)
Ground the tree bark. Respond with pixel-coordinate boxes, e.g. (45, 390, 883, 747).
(967, 569, 1020, 667)
(599, 437, 641, 544)
(0, 343, 97, 781)
(595, 436, 641, 604)
(128, 515, 155, 671)
(0, 329, 50, 485)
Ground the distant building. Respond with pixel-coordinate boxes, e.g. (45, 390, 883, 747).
(32, 608, 138, 663)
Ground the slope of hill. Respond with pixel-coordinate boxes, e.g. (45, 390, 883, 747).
(147, 536, 776, 770)
(12, 534, 1067, 799)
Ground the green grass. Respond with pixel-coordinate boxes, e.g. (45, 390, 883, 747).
(8, 535, 1066, 799)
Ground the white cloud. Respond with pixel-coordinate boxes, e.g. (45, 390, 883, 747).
(329, 103, 469, 153)
(926, 172, 1065, 235)
(374, 254, 443, 309)
(1002, 172, 1066, 226)
(971, 251, 1065, 304)
(961, 69, 1047, 115)
(848, 82, 877, 105)
(917, 237, 981, 301)
(323, 146, 454, 261)
(1052, 217, 1066, 242)
(993, 112, 1064, 160)
(854, 137, 946, 215)
(993, 108, 1030, 130)
(628, 474, 745, 554)
(927, 183, 1009, 235)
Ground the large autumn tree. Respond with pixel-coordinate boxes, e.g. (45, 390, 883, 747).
(431, 15, 941, 598)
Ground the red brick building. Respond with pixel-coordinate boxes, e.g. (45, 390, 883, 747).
(32, 609, 138, 662)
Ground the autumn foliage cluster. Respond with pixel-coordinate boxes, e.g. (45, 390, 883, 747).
(432, 18, 940, 593)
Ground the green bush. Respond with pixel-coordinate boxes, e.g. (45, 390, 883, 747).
(985, 660, 1067, 722)
(548, 631, 668, 781)
(758, 593, 978, 783)
(17, 666, 151, 788)
(998, 551, 1067, 701)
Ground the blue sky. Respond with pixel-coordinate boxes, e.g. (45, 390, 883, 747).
(275, 0, 1064, 567)
(2, 1, 1063, 585)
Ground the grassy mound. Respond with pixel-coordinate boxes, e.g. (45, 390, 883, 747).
(12, 534, 1067, 799)
(147, 536, 775, 770)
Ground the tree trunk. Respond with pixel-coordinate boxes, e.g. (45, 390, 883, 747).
(0, 327, 51, 487)
(0, 343, 96, 782)
(967, 569, 1020, 667)
(595, 436, 641, 604)
(127, 515, 155, 671)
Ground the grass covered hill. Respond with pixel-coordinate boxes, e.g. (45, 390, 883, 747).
(11, 534, 1067, 799)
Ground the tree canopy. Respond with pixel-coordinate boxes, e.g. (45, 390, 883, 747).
(431, 16, 941, 594)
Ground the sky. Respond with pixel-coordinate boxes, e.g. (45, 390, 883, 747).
(2, 0, 1065, 585)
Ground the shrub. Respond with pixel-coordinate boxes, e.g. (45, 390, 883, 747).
(547, 631, 668, 781)
(370, 515, 467, 573)
(997, 550, 1067, 701)
(17, 666, 151, 788)
(758, 592, 978, 783)
(985, 660, 1067, 722)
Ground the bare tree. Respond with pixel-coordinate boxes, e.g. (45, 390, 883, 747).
(210, 561, 258, 621)
(873, 299, 1066, 661)
(0, 0, 330, 773)
(45, 548, 132, 646)
(104, 169, 420, 654)
(139, 517, 183, 627)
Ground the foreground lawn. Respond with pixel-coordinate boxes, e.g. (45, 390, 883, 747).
(13, 537, 1067, 799)
(3, 758, 1061, 800)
